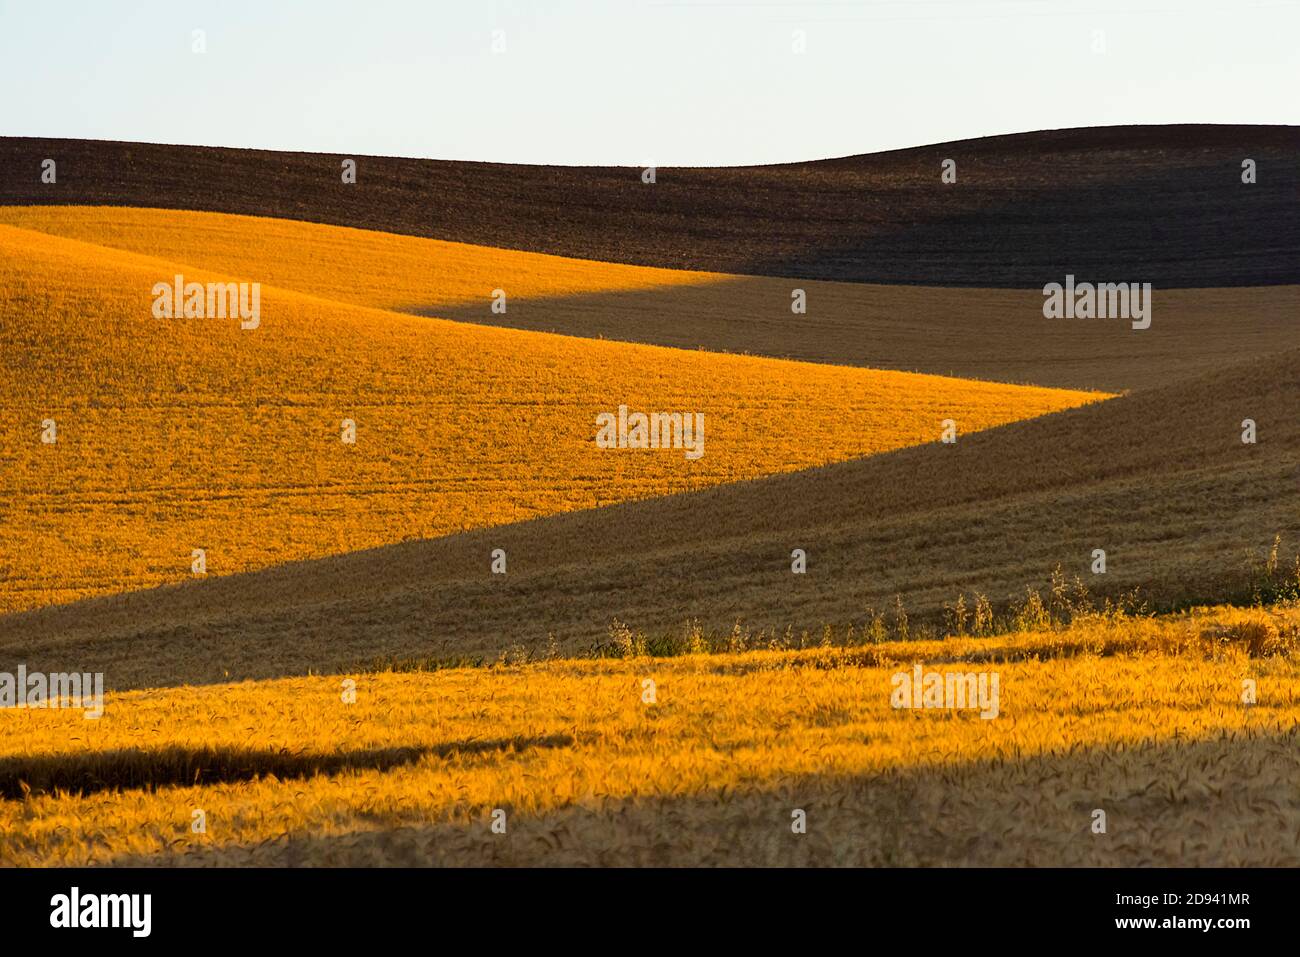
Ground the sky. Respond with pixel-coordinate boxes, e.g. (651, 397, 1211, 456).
(1, 0, 1297, 166)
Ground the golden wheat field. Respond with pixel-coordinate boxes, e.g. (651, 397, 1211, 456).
(0, 212, 1102, 613)
(2, 200, 1297, 870)
(1, 604, 1297, 866)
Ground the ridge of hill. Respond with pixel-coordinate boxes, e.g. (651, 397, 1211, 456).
(3, 125, 1297, 287)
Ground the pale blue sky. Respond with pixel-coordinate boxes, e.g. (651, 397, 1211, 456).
(2, 0, 1297, 165)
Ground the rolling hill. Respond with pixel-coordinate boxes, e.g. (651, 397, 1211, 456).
(3, 125, 1298, 287)
(4, 206, 1297, 393)
(0, 217, 1099, 614)
(3, 337, 1294, 690)
(3, 132, 1299, 870)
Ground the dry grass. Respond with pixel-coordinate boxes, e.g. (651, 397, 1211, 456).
(1, 604, 1298, 867)
(0, 217, 1100, 614)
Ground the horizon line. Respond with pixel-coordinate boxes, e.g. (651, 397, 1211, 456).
(4, 121, 1297, 170)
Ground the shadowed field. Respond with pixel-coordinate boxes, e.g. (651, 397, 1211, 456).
(3, 126, 1298, 287)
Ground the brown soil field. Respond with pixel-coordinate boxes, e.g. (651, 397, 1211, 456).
(5, 342, 1295, 691)
(3, 125, 1297, 287)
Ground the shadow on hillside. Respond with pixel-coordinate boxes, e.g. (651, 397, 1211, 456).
(0, 733, 575, 800)
(106, 728, 1300, 867)
(2, 340, 1299, 694)
(408, 277, 1300, 394)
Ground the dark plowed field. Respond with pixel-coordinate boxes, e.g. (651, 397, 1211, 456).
(3, 125, 1297, 287)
